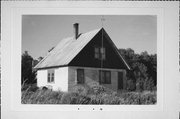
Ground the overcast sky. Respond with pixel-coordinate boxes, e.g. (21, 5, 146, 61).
(22, 15, 157, 59)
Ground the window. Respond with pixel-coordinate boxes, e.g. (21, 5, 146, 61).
(51, 73, 54, 82)
(47, 69, 55, 83)
(95, 47, 100, 59)
(100, 47, 106, 60)
(77, 69, 84, 84)
(48, 73, 51, 82)
(94, 47, 106, 60)
(99, 70, 111, 84)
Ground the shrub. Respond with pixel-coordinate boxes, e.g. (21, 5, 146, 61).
(21, 84, 30, 91)
(72, 85, 88, 96)
(21, 89, 64, 104)
(21, 84, 38, 92)
(88, 82, 105, 95)
(75, 95, 91, 104)
(100, 93, 118, 104)
(93, 85, 105, 94)
(88, 93, 127, 104)
(28, 84, 39, 92)
(89, 95, 104, 104)
(143, 77, 155, 91)
(21, 84, 156, 105)
(118, 91, 156, 104)
(60, 92, 79, 104)
(136, 78, 144, 92)
(43, 90, 63, 104)
(126, 79, 136, 91)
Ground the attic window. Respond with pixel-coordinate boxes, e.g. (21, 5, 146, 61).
(47, 69, 55, 83)
(94, 47, 106, 60)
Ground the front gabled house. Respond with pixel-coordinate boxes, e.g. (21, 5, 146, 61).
(34, 23, 131, 92)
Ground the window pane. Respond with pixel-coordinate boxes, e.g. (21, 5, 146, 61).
(51, 73, 54, 82)
(51, 77, 54, 82)
(47, 70, 55, 83)
(100, 48, 105, 60)
(102, 71, 106, 83)
(95, 47, 99, 53)
(100, 47, 105, 54)
(77, 69, 84, 84)
(99, 70, 102, 84)
(99, 71, 111, 84)
(48, 77, 50, 82)
(48, 73, 51, 82)
(99, 70, 106, 84)
(102, 54, 105, 60)
(95, 53, 99, 59)
(95, 47, 100, 59)
(99, 70, 103, 84)
(105, 71, 111, 84)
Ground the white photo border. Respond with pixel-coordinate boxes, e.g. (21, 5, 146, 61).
(1, 1, 179, 119)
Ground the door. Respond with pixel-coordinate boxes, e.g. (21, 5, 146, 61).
(118, 72, 123, 89)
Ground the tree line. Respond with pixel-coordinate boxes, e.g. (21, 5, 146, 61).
(119, 48, 157, 91)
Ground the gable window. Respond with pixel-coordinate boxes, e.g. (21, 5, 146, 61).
(100, 47, 106, 60)
(77, 69, 84, 84)
(99, 70, 111, 84)
(95, 47, 100, 59)
(47, 69, 55, 83)
(94, 47, 106, 60)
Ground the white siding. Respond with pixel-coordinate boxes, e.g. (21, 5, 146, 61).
(37, 70, 47, 87)
(37, 67, 68, 92)
(54, 67, 68, 91)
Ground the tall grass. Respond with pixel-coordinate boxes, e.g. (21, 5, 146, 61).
(21, 84, 156, 105)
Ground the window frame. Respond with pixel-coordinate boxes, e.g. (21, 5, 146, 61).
(77, 69, 85, 84)
(100, 47, 106, 60)
(94, 46, 106, 60)
(95, 47, 100, 59)
(51, 72, 54, 82)
(47, 69, 55, 83)
(48, 73, 51, 83)
(99, 70, 111, 84)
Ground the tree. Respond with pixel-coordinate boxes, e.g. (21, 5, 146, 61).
(118, 48, 136, 66)
(21, 51, 36, 85)
(131, 62, 148, 91)
(118, 48, 157, 91)
(38, 56, 43, 61)
(140, 51, 149, 61)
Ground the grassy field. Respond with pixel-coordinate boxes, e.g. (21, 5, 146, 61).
(21, 84, 156, 105)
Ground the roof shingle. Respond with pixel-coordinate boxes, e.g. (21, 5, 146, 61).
(35, 28, 101, 69)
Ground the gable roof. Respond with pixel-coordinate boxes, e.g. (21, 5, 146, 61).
(34, 28, 131, 70)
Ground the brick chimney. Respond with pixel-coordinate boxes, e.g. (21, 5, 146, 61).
(73, 23, 79, 39)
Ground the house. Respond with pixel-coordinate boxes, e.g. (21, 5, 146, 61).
(34, 23, 131, 92)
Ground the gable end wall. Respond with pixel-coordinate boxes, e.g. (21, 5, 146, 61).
(68, 66, 126, 92)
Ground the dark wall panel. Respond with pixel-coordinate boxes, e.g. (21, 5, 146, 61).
(69, 29, 128, 69)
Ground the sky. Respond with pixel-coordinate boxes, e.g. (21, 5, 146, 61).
(22, 15, 157, 59)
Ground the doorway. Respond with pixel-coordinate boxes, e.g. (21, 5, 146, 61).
(118, 72, 123, 89)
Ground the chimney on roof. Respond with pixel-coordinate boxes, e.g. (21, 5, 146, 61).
(73, 23, 79, 39)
